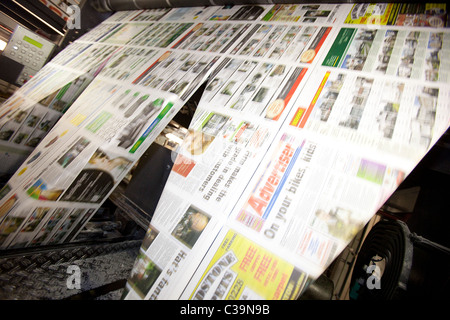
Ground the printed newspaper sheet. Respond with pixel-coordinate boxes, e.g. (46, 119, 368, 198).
(0, 3, 448, 299)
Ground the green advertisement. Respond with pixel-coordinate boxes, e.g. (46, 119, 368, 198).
(322, 28, 357, 67)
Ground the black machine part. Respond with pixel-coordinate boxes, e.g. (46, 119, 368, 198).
(349, 219, 450, 300)
(90, 0, 377, 12)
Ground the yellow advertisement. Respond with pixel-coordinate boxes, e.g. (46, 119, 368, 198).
(190, 230, 308, 300)
(345, 3, 399, 25)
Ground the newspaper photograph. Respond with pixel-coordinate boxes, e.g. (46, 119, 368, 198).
(97, 47, 159, 82)
(122, 190, 229, 300)
(288, 66, 450, 161)
(207, 5, 269, 22)
(5, 205, 95, 248)
(322, 27, 450, 82)
(0, 201, 93, 249)
(0, 206, 52, 248)
(0, 102, 60, 148)
(202, 58, 309, 123)
(262, 3, 342, 24)
(228, 22, 332, 65)
(163, 6, 220, 22)
(0, 70, 95, 162)
(345, 2, 447, 27)
(0, 64, 83, 119)
(42, 208, 87, 244)
(129, 8, 172, 22)
(27, 207, 72, 246)
(172, 22, 249, 54)
(167, 108, 274, 212)
(57, 146, 133, 203)
(223, 127, 406, 276)
(185, 229, 310, 300)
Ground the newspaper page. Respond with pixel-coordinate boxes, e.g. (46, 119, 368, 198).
(0, 3, 448, 300)
(119, 3, 346, 299)
(0, 7, 232, 248)
(345, 3, 447, 27)
(0, 67, 97, 175)
(122, 3, 450, 300)
(322, 27, 450, 82)
(185, 228, 309, 300)
(121, 4, 359, 299)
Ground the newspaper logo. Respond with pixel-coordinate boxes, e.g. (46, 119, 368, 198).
(67, 5, 81, 30)
(67, 265, 81, 289)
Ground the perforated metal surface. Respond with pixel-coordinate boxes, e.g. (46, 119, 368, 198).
(0, 240, 141, 300)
